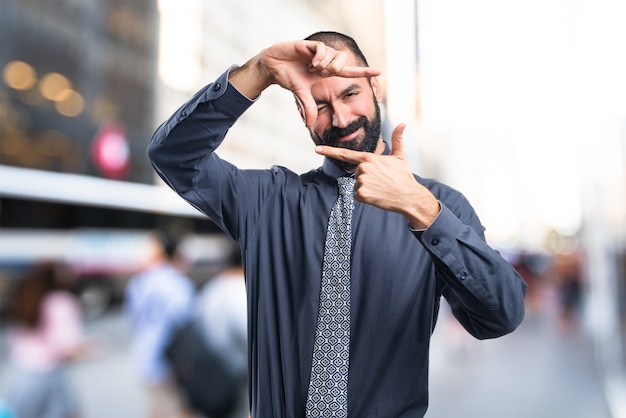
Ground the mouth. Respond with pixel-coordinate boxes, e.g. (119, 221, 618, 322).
(337, 129, 360, 143)
(320, 116, 368, 147)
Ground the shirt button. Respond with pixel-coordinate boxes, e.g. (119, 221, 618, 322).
(213, 82, 222, 91)
(459, 271, 468, 280)
(431, 236, 439, 245)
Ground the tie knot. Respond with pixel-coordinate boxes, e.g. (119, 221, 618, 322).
(337, 176, 355, 196)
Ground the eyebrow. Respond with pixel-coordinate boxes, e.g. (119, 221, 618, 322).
(314, 83, 362, 105)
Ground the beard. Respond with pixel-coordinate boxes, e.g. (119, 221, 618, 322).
(311, 99, 382, 171)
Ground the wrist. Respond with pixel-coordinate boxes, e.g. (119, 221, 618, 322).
(228, 55, 273, 100)
(406, 199, 441, 230)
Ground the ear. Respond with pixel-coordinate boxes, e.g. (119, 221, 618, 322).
(370, 77, 382, 103)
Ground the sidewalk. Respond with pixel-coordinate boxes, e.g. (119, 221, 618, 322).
(0, 306, 615, 418)
(427, 307, 613, 418)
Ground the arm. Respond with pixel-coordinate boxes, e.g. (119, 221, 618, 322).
(316, 125, 527, 338)
(316, 124, 440, 229)
(148, 40, 380, 235)
(147, 68, 255, 236)
(419, 200, 527, 339)
(228, 40, 381, 126)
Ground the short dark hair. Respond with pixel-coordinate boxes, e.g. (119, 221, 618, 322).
(154, 230, 180, 259)
(305, 31, 369, 66)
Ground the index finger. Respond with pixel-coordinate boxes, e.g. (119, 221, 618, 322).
(306, 40, 382, 78)
(315, 145, 370, 164)
(334, 65, 381, 79)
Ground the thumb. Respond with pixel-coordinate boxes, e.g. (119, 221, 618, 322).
(390, 123, 407, 156)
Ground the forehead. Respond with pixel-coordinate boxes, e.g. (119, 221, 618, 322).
(311, 74, 370, 100)
(310, 47, 371, 99)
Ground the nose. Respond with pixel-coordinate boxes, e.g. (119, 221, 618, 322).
(331, 104, 350, 128)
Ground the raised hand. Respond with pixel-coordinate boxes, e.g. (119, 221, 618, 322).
(228, 40, 381, 127)
(315, 123, 440, 229)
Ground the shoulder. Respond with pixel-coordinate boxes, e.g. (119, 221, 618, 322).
(257, 165, 327, 189)
(299, 167, 334, 187)
(416, 175, 467, 205)
(415, 174, 479, 220)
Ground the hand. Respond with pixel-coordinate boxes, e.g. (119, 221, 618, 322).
(229, 40, 381, 127)
(315, 124, 440, 229)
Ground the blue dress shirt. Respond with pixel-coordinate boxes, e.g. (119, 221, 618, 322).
(147, 67, 527, 417)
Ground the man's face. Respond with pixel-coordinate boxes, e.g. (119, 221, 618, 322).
(305, 65, 383, 171)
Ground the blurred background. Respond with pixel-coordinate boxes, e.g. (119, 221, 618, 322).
(0, 0, 625, 417)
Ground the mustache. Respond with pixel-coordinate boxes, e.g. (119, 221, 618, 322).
(321, 116, 368, 145)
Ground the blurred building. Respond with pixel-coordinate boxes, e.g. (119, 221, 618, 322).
(0, 0, 158, 183)
(154, 0, 389, 173)
(0, 0, 394, 315)
(0, 0, 219, 317)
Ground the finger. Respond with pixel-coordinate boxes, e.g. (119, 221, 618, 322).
(336, 65, 381, 78)
(311, 45, 337, 73)
(390, 123, 407, 157)
(305, 41, 381, 78)
(319, 51, 349, 77)
(309, 43, 349, 73)
(308, 41, 327, 67)
(315, 145, 370, 164)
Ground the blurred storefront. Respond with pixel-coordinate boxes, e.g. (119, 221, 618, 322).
(0, 0, 158, 183)
(0, 0, 221, 316)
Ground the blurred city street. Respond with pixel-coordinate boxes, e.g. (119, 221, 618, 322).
(427, 306, 612, 418)
(0, 303, 613, 418)
(1, 0, 626, 417)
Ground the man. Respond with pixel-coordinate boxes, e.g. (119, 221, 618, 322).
(148, 31, 527, 417)
(196, 245, 248, 416)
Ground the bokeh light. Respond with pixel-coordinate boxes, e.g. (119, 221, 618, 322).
(2, 60, 37, 91)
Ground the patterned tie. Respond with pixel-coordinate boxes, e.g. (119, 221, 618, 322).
(305, 176, 356, 418)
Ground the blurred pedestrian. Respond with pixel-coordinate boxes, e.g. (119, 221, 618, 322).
(147, 31, 527, 416)
(554, 247, 584, 334)
(196, 244, 248, 417)
(124, 232, 196, 418)
(1, 261, 96, 418)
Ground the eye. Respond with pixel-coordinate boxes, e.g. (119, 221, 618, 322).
(317, 104, 328, 114)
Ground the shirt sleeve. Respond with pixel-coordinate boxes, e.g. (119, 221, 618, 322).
(413, 191, 527, 340)
(147, 67, 280, 241)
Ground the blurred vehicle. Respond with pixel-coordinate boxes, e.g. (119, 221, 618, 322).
(0, 229, 233, 320)
(0, 165, 234, 320)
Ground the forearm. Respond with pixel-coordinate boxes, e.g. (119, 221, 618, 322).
(147, 67, 254, 195)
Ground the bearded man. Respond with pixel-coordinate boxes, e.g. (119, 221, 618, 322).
(148, 31, 527, 418)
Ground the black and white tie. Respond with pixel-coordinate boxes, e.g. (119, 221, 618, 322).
(306, 176, 356, 418)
